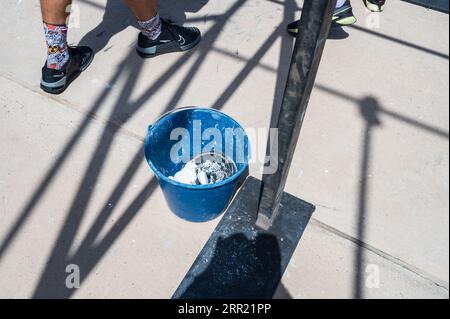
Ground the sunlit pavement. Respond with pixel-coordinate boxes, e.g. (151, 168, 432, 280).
(0, 0, 448, 298)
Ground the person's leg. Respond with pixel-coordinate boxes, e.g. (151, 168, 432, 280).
(123, 0, 201, 58)
(39, 0, 94, 94)
(40, 0, 72, 70)
(124, 0, 161, 40)
(40, 0, 71, 25)
(123, 0, 158, 21)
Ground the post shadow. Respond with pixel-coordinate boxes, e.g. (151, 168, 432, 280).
(78, 0, 135, 54)
(354, 96, 382, 299)
(2, 0, 443, 300)
(30, 1, 238, 298)
(158, 0, 210, 25)
(0, 50, 137, 264)
(175, 0, 328, 299)
(348, 24, 449, 61)
(401, 0, 449, 13)
(327, 23, 350, 40)
(218, 0, 446, 299)
(0, 0, 219, 265)
(309, 82, 448, 298)
(177, 233, 282, 299)
(0, 0, 311, 298)
(173, 176, 315, 299)
(32, 52, 146, 298)
(28, 0, 287, 298)
(273, 282, 293, 299)
(78, 0, 210, 54)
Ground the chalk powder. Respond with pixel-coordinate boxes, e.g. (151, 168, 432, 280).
(170, 152, 237, 185)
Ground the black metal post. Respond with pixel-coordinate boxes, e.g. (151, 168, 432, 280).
(257, 0, 337, 229)
(173, 0, 337, 299)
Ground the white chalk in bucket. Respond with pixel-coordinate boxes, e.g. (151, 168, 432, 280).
(173, 164, 198, 185)
(170, 153, 237, 186)
(197, 171, 209, 185)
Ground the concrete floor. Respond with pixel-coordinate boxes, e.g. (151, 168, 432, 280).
(0, 0, 448, 298)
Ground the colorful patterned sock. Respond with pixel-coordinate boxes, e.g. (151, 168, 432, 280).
(137, 13, 162, 41)
(44, 23, 70, 70)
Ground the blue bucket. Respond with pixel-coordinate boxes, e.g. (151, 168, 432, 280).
(144, 107, 250, 222)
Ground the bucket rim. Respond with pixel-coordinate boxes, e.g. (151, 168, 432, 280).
(145, 107, 250, 190)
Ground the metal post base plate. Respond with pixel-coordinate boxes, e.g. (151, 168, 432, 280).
(172, 176, 315, 299)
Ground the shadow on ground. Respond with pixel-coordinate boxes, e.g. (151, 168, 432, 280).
(176, 233, 282, 299)
(173, 174, 314, 299)
(0, 0, 296, 299)
(0, 0, 448, 299)
(79, 0, 210, 54)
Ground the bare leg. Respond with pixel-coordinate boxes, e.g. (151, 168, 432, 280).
(40, 0, 72, 25)
(123, 0, 158, 21)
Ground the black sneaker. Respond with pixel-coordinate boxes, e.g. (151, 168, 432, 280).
(364, 0, 386, 12)
(136, 19, 201, 58)
(40, 46, 94, 95)
(287, 0, 356, 36)
(332, 1, 357, 26)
